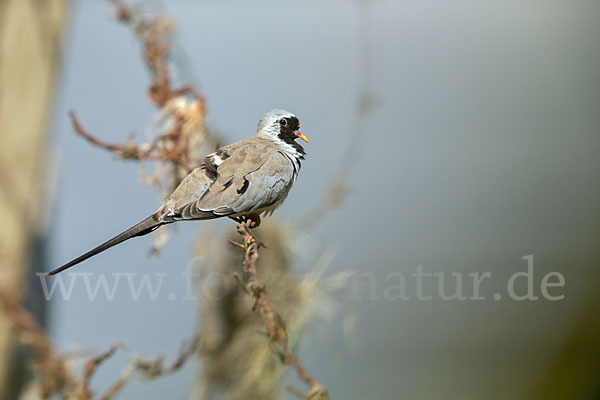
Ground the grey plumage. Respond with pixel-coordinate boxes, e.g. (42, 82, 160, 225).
(49, 109, 307, 275)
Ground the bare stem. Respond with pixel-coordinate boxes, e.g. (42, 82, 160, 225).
(232, 221, 330, 400)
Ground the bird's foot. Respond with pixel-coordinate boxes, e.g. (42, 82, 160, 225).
(230, 214, 266, 247)
(231, 214, 261, 229)
(246, 213, 261, 228)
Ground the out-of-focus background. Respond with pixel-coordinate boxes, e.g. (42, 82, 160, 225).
(0, 0, 599, 399)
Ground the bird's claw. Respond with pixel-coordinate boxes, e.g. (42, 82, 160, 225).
(230, 214, 266, 247)
(231, 214, 261, 229)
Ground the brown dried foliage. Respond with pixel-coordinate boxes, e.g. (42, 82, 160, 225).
(0, 289, 198, 399)
(74, 0, 212, 183)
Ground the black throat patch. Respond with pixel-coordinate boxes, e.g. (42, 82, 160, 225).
(277, 116, 306, 157)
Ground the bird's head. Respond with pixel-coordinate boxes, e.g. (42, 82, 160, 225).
(256, 109, 309, 145)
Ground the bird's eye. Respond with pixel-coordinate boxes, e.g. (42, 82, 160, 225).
(279, 119, 287, 126)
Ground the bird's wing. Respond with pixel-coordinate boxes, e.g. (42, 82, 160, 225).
(199, 144, 295, 215)
(159, 137, 294, 221)
(156, 166, 217, 221)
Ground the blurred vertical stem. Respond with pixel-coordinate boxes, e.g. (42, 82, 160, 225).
(0, 0, 69, 397)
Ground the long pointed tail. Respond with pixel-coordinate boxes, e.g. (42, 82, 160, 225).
(48, 216, 162, 275)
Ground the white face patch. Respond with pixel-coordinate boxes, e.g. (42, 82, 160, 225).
(212, 154, 223, 166)
(257, 109, 297, 139)
(254, 109, 305, 178)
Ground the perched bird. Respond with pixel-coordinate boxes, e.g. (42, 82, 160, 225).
(49, 109, 308, 275)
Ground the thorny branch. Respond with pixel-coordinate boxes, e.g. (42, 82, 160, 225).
(69, 110, 193, 170)
(73, 0, 211, 181)
(97, 334, 200, 400)
(230, 222, 330, 400)
(110, 0, 206, 110)
(0, 287, 199, 400)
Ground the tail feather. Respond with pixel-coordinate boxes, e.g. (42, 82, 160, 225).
(48, 216, 162, 275)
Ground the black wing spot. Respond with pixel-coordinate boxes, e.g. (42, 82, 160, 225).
(236, 178, 249, 195)
(205, 150, 230, 180)
(204, 156, 218, 179)
(216, 149, 230, 160)
(223, 178, 233, 189)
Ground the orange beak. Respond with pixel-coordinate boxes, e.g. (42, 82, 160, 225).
(294, 130, 309, 143)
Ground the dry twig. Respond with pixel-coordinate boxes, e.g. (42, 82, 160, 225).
(230, 222, 330, 400)
(69, 110, 193, 170)
(98, 333, 200, 400)
(0, 288, 199, 400)
(71, 0, 212, 181)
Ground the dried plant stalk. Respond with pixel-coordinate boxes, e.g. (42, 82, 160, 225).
(228, 222, 329, 400)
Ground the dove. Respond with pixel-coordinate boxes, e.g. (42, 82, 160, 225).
(49, 109, 308, 275)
